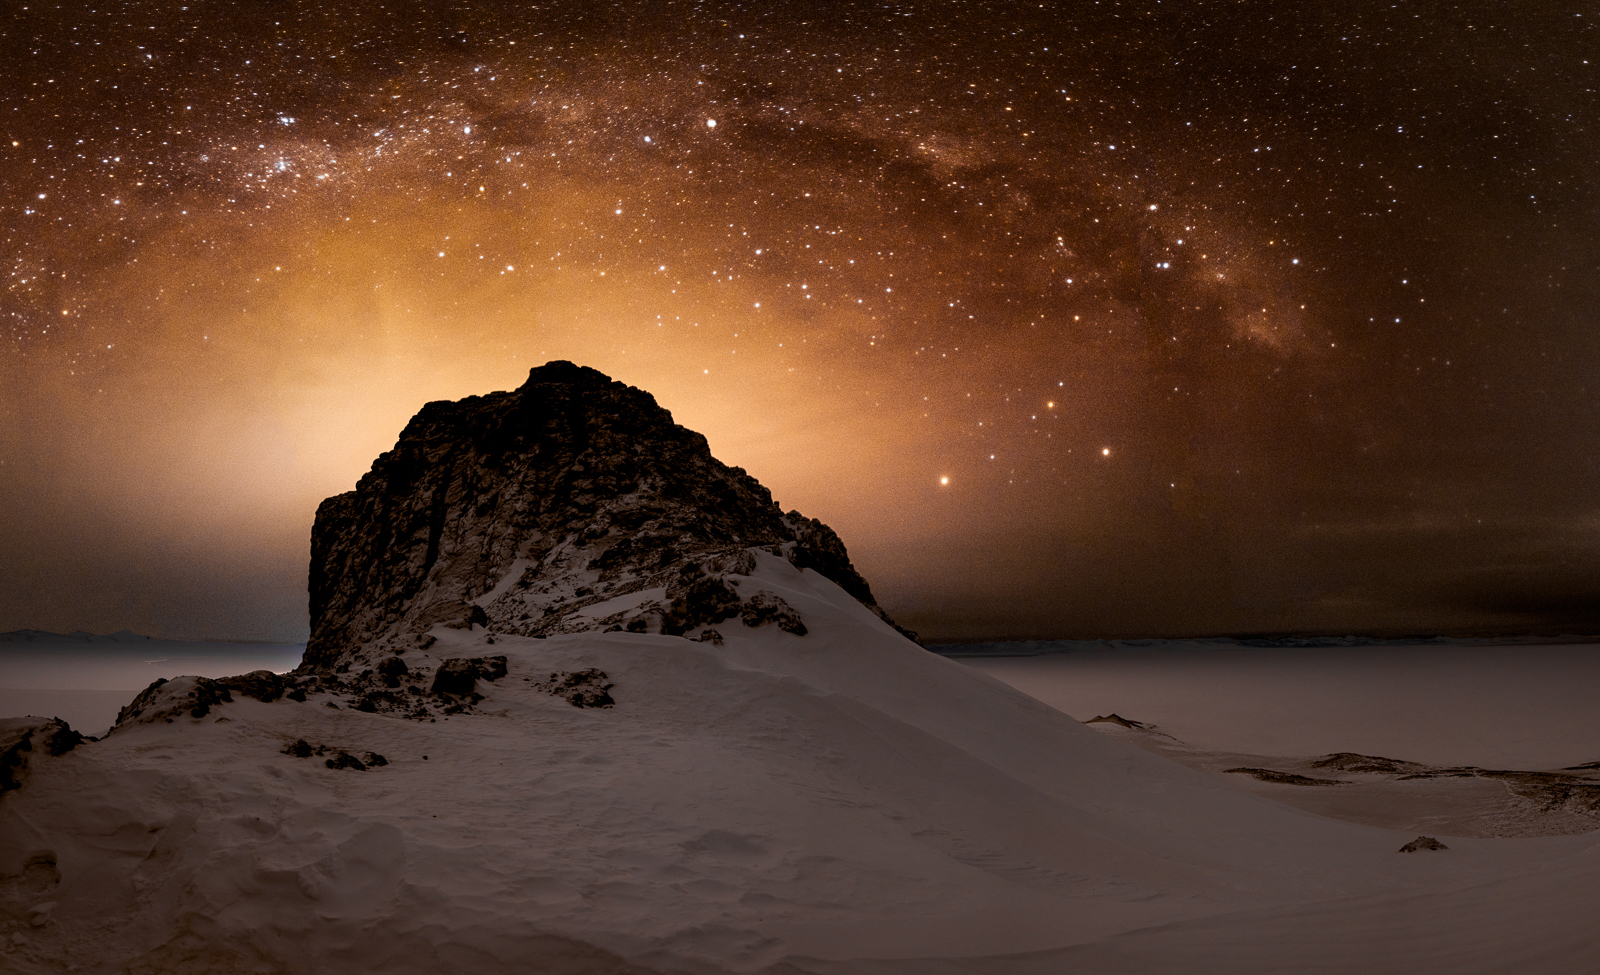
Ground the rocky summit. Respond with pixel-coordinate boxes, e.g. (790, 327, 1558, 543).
(304, 360, 913, 672)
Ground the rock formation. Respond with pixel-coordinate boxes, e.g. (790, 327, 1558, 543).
(0, 718, 85, 794)
(304, 360, 913, 672)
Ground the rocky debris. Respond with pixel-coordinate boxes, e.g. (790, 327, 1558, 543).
(1201, 751, 1600, 830)
(1086, 713, 1149, 730)
(283, 738, 320, 758)
(777, 514, 873, 601)
(778, 512, 916, 642)
(376, 655, 410, 687)
(740, 591, 807, 635)
(115, 676, 235, 726)
(429, 661, 477, 697)
(303, 360, 911, 672)
(430, 656, 508, 697)
(1081, 714, 1182, 742)
(1305, 752, 1600, 814)
(93, 653, 615, 727)
(113, 672, 328, 726)
(534, 669, 615, 709)
(107, 668, 445, 727)
(113, 672, 309, 726)
(659, 575, 743, 636)
(1225, 767, 1348, 786)
(696, 628, 724, 645)
(1399, 836, 1448, 853)
(218, 670, 285, 703)
(325, 750, 387, 771)
(1310, 753, 1430, 776)
(1, 718, 86, 794)
(1481, 771, 1600, 814)
(281, 739, 387, 769)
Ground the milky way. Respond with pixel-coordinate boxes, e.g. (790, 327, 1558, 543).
(3, 1, 1597, 640)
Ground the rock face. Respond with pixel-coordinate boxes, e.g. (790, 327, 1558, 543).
(0, 717, 85, 794)
(305, 361, 912, 672)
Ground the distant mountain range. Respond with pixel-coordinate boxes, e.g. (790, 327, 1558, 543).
(0, 629, 156, 644)
(0, 629, 305, 648)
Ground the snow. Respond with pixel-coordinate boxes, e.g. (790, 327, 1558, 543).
(576, 587, 669, 619)
(962, 643, 1600, 842)
(1, 554, 1596, 973)
(962, 642, 1600, 769)
(471, 557, 536, 608)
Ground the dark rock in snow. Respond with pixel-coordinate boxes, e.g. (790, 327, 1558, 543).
(1, 717, 86, 794)
(536, 669, 615, 709)
(740, 591, 807, 635)
(430, 660, 478, 697)
(1310, 753, 1430, 776)
(219, 670, 285, 703)
(1085, 713, 1148, 729)
(114, 676, 234, 726)
(778, 513, 873, 610)
(377, 655, 410, 687)
(430, 656, 509, 697)
(660, 577, 743, 636)
(279, 737, 398, 771)
(303, 360, 910, 671)
(1224, 767, 1348, 786)
(1399, 836, 1448, 852)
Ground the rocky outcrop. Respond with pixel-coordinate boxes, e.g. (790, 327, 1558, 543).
(1223, 767, 1348, 786)
(114, 676, 236, 726)
(0, 717, 86, 794)
(430, 656, 509, 697)
(304, 361, 913, 672)
(533, 669, 616, 709)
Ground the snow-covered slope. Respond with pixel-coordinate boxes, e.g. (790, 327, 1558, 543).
(3, 551, 1595, 974)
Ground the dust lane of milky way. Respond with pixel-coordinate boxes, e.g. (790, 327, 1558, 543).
(2, 1, 1596, 641)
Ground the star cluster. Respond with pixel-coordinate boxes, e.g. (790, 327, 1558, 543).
(2, 1, 1597, 640)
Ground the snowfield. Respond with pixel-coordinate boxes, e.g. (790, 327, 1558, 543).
(2, 552, 1596, 973)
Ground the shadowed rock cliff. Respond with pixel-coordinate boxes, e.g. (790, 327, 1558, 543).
(304, 361, 912, 671)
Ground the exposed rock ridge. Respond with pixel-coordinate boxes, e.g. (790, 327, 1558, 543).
(1, 717, 86, 794)
(305, 361, 913, 672)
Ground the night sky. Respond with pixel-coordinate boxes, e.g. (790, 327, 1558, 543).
(3, 1, 1597, 643)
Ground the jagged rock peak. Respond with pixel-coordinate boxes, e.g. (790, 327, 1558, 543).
(305, 361, 912, 671)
